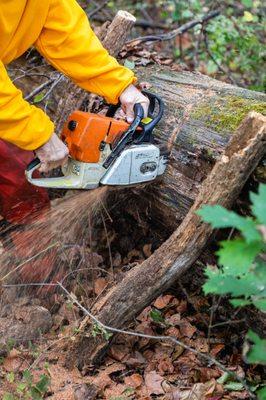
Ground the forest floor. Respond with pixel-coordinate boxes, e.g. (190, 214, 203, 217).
(0, 201, 263, 400)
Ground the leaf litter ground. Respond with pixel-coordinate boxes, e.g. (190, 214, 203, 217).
(0, 187, 264, 399)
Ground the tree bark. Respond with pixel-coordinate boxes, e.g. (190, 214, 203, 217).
(66, 112, 266, 370)
(54, 10, 136, 133)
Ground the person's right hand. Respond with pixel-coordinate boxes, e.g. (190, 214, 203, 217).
(35, 133, 69, 173)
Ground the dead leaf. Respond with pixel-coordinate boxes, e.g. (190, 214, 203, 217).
(124, 373, 143, 388)
(193, 337, 209, 353)
(124, 351, 147, 367)
(3, 348, 30, 372)
(92, 362, 126, 390)
(172, 345, 185, 360)
(170, 379, 216, 400)
(109, 344, 128, 362)
(94, 278, 108, 295)
(144, 370, 165, 395)
(143, 243, 152, 258)
(167, 313, 181, 326)
(176, 300, 188, 313)
(179, 320, 197, 338)
(210, 343, 225, 357)
(157, 356, 175, 375)
(165, 327, 180, 338)
(154, 295, 174, 309)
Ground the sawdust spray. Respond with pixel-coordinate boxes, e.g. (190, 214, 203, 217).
(0, 187, 108, 298)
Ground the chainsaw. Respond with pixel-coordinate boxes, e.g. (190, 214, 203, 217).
(26, 91, 168, 189)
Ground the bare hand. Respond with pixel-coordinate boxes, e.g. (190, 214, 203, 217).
(119, 84, 150, 123)
(35, 133, 69, 173)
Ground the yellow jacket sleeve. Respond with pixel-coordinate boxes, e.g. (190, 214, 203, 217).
(35, 0, 136, 105)
(0, 61, 54, 150)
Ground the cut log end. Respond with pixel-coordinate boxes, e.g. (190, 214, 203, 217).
(117, 10, 136, 22)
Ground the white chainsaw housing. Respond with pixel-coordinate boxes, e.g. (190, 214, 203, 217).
(25, 144, 167, 189)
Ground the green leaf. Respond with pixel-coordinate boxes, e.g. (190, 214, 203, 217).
(16, 382, 27, 393)
(203, 267, 266, 299)
(29, 387, 42, 400)
(7, 372, 15, 383)
(217, 372, 231, 384)
(23, 370, 32, 383)
(257, 386, 266, 400)
(250, 184, 266, 225)
(224, 382, 244, 391)
(243, 11, 254, 22)
(253, 299, 266, 312)
(217, 238, 262, 274)
(35, 374, 50, 394)
(246, 330, 266, 365)
(150, 309, 165, 324)
(230, 299, 251, 307)
(3, 394, 15, 400)
(124, 60, 135, 70)
(241, 0, 253, 7)
(182, 9, 193, 19)
(197, 205, 260, 242)
(33, 92, 45, 103)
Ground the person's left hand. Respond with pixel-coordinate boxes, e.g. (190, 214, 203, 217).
(119, 84, 149, 123)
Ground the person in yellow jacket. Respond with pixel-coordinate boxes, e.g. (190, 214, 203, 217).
(0, 0, 149, 224)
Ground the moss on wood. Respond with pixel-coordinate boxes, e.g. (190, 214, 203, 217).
(192, 96, 266, 133)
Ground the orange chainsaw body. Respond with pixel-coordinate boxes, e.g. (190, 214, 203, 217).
(61, 111, 131, 163)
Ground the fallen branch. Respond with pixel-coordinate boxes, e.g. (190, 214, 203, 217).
(126, 10, 220, 45)
(67, 112, 266, 370)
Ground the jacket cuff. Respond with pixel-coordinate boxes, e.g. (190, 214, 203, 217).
(107, 75, 138, 105)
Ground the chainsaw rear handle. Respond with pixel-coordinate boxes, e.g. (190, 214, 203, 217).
(25, 157, 76, 189)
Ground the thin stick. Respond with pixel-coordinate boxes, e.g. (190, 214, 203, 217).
(127, 10, 220, 44)
(24, 78, 56, 101)
(88, 0, 109, 18)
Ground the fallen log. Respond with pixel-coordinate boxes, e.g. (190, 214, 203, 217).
(66, 112, 266, 369)
(121, 66, 266, 231)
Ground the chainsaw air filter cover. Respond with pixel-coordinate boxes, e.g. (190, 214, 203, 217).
(62, 111, 130, 163)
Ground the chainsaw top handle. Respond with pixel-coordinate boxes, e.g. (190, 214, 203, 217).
(103, 91, 164, 169)
(106, 90, 164, 139)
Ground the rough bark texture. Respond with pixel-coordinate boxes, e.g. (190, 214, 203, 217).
(67, 112, 266, 370)
(121, 67, 266, 231)
(54, 10, 136, 133)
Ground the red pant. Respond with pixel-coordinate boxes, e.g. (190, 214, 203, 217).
(0, 140, 49, 223)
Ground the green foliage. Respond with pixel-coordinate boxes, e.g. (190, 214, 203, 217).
(91, 323, 113, 340)
(107, 0, 265, 92)
(198, 183, 266, 379)
(258, 386, 266, 400)
(205, 14, 265, 90)
(4, 370, 50, 400)
(150, 308, 166, 324)
(245, 330, 266, 365)
(33, 92, 45, 103)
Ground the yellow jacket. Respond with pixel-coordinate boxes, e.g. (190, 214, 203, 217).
(0, 0, 136, 150)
